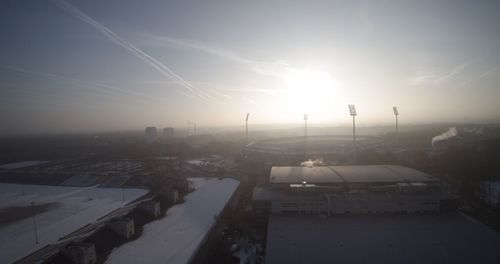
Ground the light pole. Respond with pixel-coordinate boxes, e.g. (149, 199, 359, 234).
(245, 113, 250, 143)
(393, 106, 399, 143)
(304, 113, 308, 138)
(348, 105, 357, 164)
(304, 113, 308, 157)
(31, 202, 39, 244)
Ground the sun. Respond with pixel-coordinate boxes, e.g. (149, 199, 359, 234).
(282, 67, 339, 121)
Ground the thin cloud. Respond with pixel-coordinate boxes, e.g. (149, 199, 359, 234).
(49, 0, 216, 103)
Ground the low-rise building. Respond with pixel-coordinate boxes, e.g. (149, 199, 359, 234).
(62, 242, 96, 264)
(479, 180, 500, 207)
(253, 165, 453, 216)
(106, 217, 134, 239)
(256, 165, 500, 264)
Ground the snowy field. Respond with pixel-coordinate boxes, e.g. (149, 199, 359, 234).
(0, 161, 48, 169)
(0, 183, 148, 263)
(106, 177, 240, 264)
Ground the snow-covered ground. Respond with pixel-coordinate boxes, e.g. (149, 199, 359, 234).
(0, 161, 48, 169)
(0, 183, 148, 263)
(106, 177, 240, 264)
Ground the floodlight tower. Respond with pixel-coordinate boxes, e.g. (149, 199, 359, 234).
(304, 113, 308, 138)
(245, 113, 250, 142)
(393, 106, 399, 142)
(304, 113, 308, 158)
(348, 105, 357, 164)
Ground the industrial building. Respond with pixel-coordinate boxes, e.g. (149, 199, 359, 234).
(253, 165, 454, 216)
(254, 165, 500, 264)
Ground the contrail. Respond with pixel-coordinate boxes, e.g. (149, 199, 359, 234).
(205, 89, 233, 101)
(49, 0, 215, 103)
(241, 96, 264, 109)
(454, 65, 500, 90)
(145, 80, 268, 97)
(412, 62, 468, 86)
(154, 35, 291, 77)
(0, 64, 159, 102)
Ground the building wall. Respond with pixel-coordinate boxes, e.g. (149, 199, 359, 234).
(62, 243, 96, 264)
(145, 127, 158, 143)
(271, 198, 440, 215)
(479, 181, 500, 207)
(163, 127, 175, 138)
(107, 218, 135, 239)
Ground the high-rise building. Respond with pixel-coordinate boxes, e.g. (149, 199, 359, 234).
(145, 127, 157, 143)
(163, 127, 174, 138)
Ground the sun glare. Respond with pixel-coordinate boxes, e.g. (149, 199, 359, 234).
(282, 68, 340, 122)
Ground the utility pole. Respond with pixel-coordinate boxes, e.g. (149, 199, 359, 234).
(304, 113, 308, 158)
(31, 202, 39, 244)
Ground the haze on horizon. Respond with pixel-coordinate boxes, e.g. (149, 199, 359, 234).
(1, 0, 500, 135)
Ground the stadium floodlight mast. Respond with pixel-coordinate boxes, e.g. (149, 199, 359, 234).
(303, 113, 308, 138)
(393, 106, 399, 142)
(304, 113, 308, 157)
(348, 104, 357, 164)
(245, 113, 250, 142)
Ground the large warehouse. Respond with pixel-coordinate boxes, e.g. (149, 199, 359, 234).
(253, 165, 500, 264)
(253, 165, 453, 216)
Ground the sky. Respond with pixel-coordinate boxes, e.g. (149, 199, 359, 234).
(1, 0, 500, 135)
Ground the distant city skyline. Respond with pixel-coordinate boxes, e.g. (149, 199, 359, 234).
(2, 0, 500, 135)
